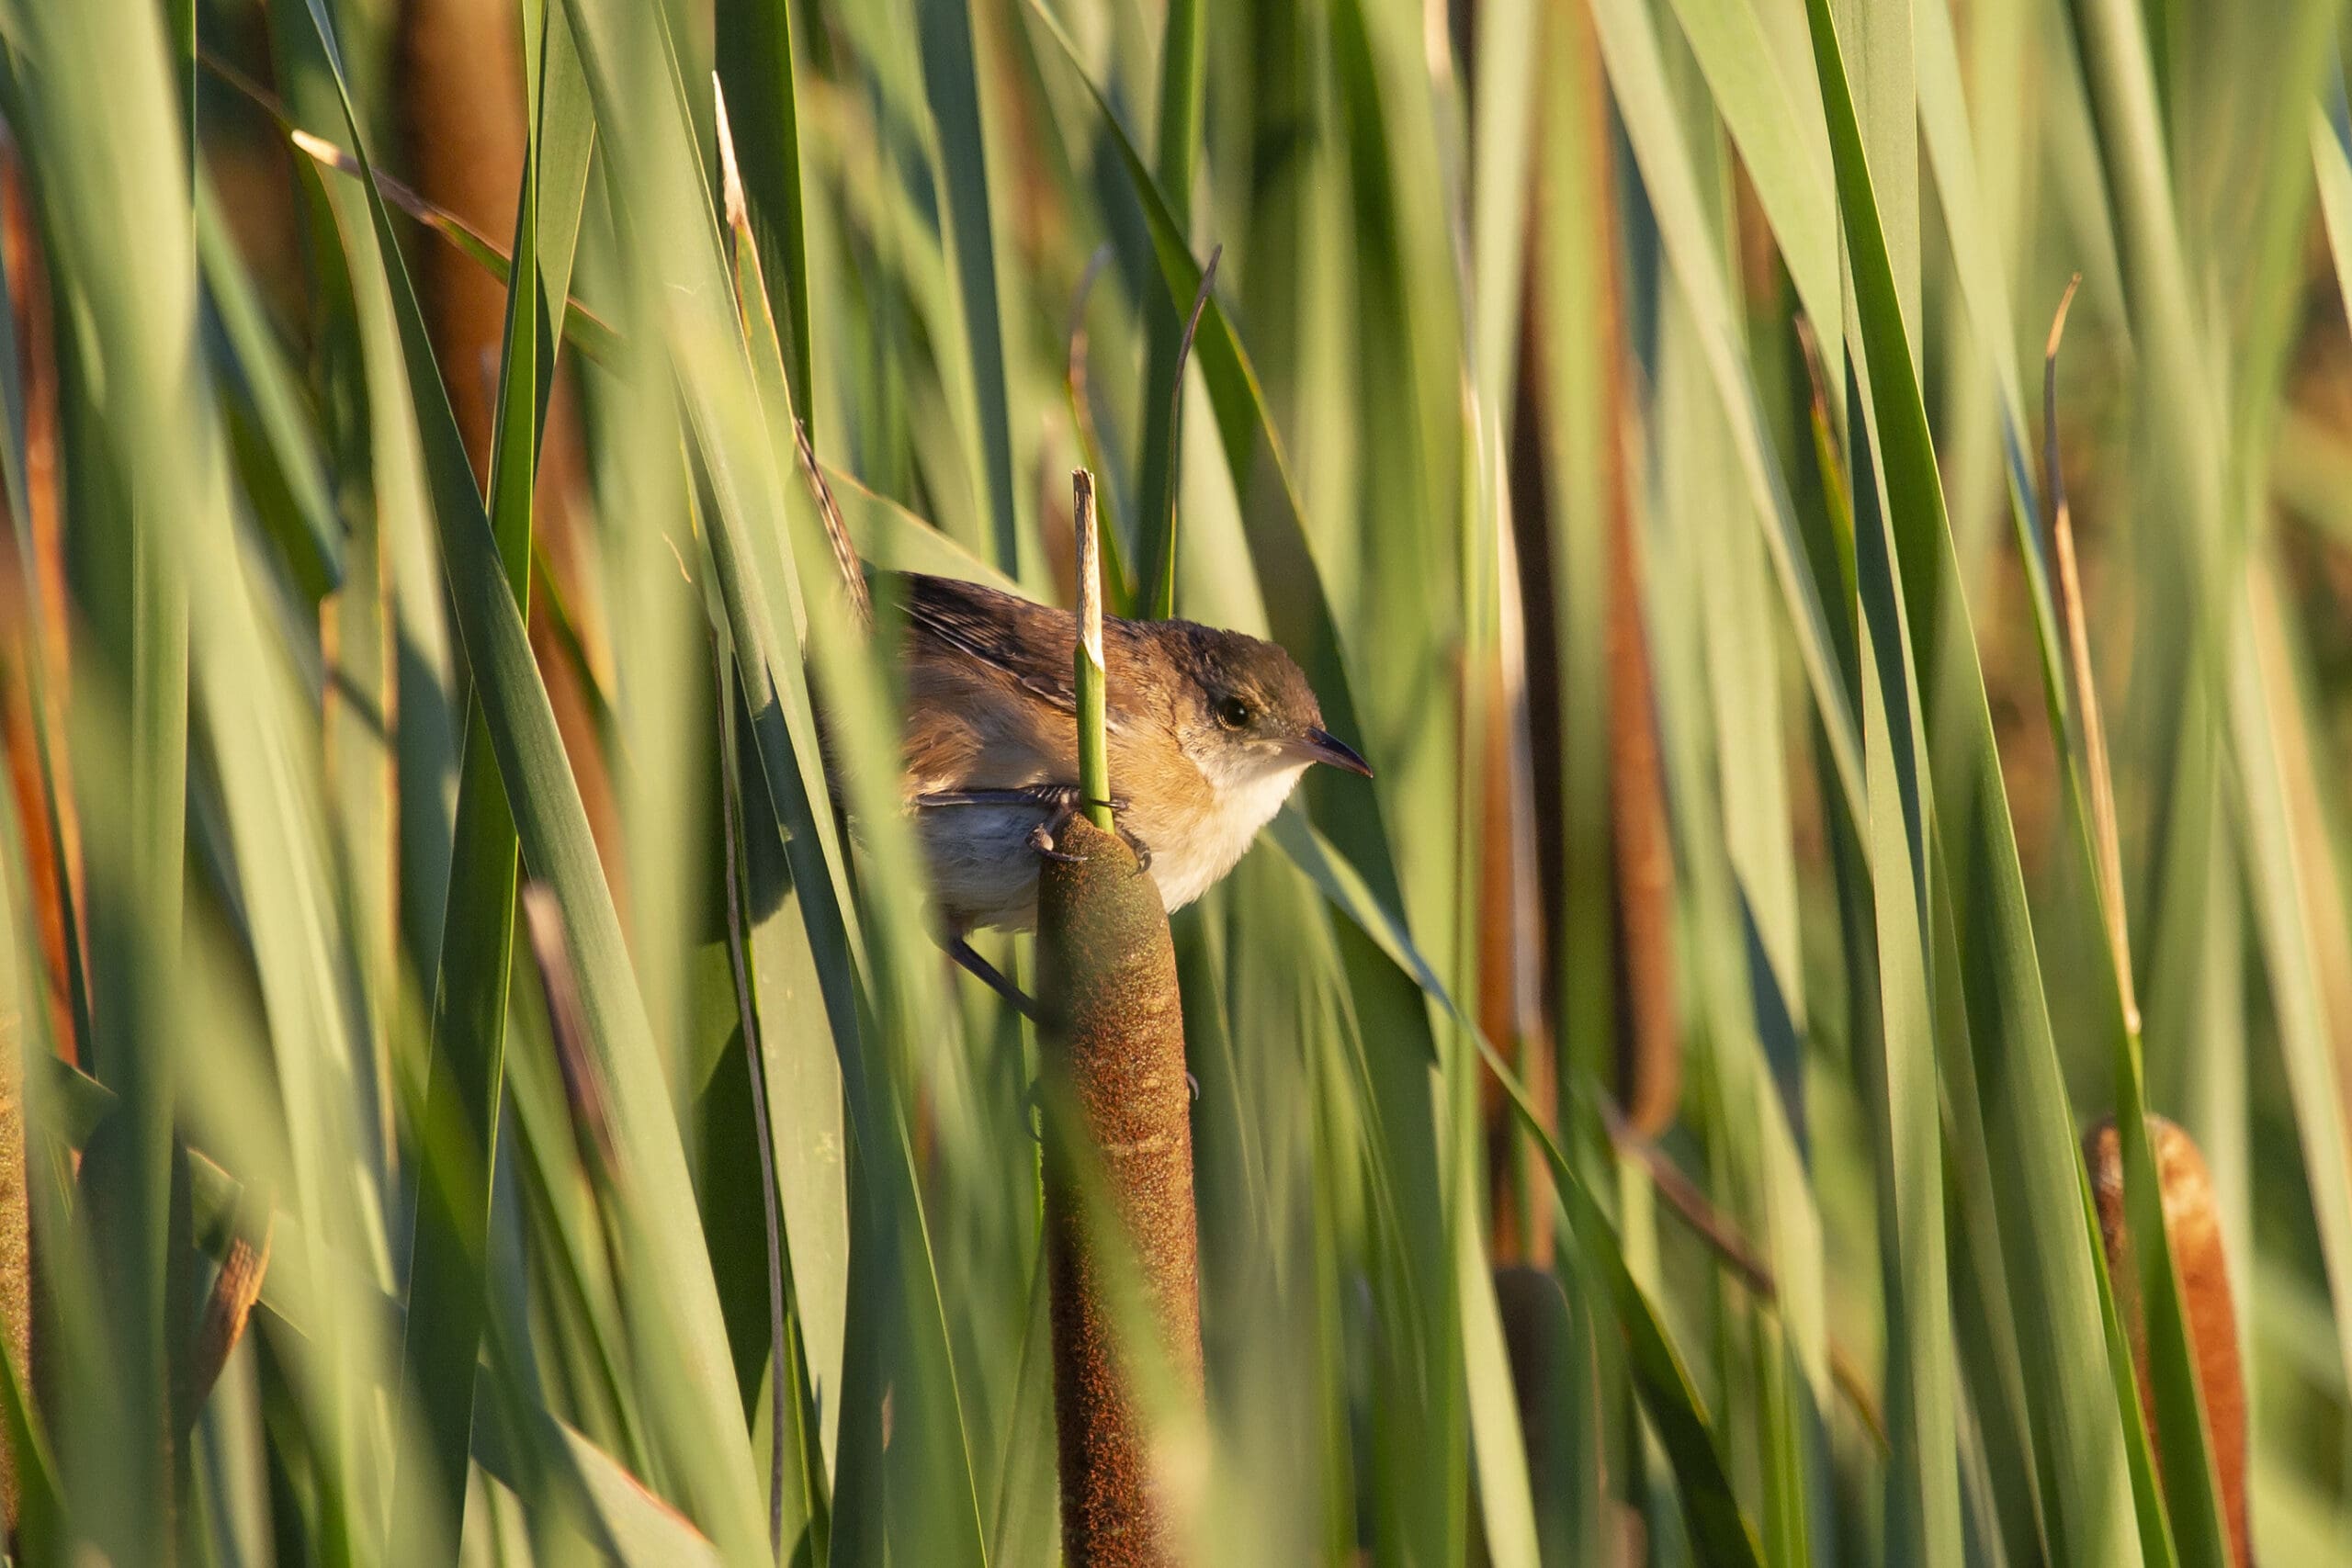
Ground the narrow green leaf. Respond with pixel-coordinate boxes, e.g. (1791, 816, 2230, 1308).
(1498, 1068, 1768, 1568)
(289, 2, 770, 1552)
(389, 2, 594, 1544)
(1855, 492, 1962, 1566)
(915, 0, 1024, 580)
(1134, 0, 1204, 618)
(715, 0, 816, 425)
(1799, 0, 2147, 1557)
(196, 180, 345, 598)
(2313, 67, 2352, 326)
(7, 4, 197, 1554)
(1581, 0, 1864, 825)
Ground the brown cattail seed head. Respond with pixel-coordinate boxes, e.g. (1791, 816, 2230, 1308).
(1036, 818, 1203, 1566)
(2085, 1114, 2250, 1567)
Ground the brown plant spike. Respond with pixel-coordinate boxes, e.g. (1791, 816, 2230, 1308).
(0, 1004, 22, 1527)
(1607, 464, 1679, 1138)
(181, 1213, 273, 1436)
(2085, 1115, 2251, 1567)
(1035, 818, 1203, 1566)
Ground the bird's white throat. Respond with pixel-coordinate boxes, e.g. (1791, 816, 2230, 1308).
(1155, 747, 1312, 912)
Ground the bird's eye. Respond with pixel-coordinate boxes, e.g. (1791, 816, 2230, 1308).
(1216, 696, 1251, 729)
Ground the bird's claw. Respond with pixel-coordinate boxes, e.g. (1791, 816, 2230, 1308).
(1029, 814, 1086, 863)
(1031, 783, 1125, 815)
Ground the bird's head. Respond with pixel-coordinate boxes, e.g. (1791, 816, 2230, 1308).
(1159, 622, 1373, 798)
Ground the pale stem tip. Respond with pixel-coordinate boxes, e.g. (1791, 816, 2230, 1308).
(713, 73, 748, 231)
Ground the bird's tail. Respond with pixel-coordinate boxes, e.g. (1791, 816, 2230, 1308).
(791, 417, 873, 636)
(717, 72, 872, 639)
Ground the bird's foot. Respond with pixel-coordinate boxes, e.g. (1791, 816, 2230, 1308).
(1027, 818, 1085, 863)
(1033, 810, 1151, 866)
(1025, 785, 1150, 870)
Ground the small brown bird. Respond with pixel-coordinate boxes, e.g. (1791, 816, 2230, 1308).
(894, 572, 1370, 990)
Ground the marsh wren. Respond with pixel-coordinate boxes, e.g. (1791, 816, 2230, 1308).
(896, 572, 1372, 948)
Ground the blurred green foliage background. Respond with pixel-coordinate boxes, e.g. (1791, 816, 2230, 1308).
(2, 0, 2352, 1560)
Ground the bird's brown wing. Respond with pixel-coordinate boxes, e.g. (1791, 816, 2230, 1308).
(899, 574, 1075, 796)
(896, 573, 1162, 799)
(900, 572, 1078, 713)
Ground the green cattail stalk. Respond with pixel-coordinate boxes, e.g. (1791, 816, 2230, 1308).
(1073, 469, 1114, 830)
(1040, 465, 1202, 1563)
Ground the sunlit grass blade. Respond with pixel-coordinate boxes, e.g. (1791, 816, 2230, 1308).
(195, 178, 344, 600)
(560, 8, 1001, 1561)
(2040, 288, 2234, 1568)
(914, 0, 1025, 581)
(2315, 63, 2352, 351)
(390, 0, 594, 1552)
(1799, 0, 2178, 1560)
(1133, 0, 1204, 619)
(200, 51, 625, 372)
(1657, 0, 1842, 402)
(1495, 1063, 1768, 1567)
(716, 0, 816, 429)
(5, 3, 206, 1555)
(284, 1, 769, 1551)
(1271, 804, 1763, 1557)
(2230, 555, 2352, 1437)
(1581, 0, 1863, 826)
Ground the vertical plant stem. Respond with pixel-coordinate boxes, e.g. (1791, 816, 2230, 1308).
(1607, 468, 1677, 1137)
(713, 640, 789, 1560)
(1039, 466, 1202, 1563)
(1135, 0, 1205, 619)
(1144, 250, 1220, 621)
(2042, 276, 2138, 1035)
(1073, 469, 1113, 830)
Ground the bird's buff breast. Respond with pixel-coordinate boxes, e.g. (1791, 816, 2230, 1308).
(920, 761, 1308, 932)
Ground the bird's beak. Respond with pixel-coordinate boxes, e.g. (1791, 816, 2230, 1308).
(1301, 728, 1374, 777)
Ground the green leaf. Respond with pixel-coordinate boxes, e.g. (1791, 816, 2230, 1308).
(1582, 0, 1864, 826)
(389, 1, 594, 1551)
(715, 0, 816, 432)
(1133, 0, 1204, 618)
(915, 0, 1025, 581)
(196, 179, 345, 599)
(1798, 0, 2151, 1556)
(288, 1, 771, 1552)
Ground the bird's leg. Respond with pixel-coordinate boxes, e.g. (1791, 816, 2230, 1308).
(942, 939, 1170, 1116)
(1115, 824, 1152, 872)
(941, 933, 1041, 1021)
